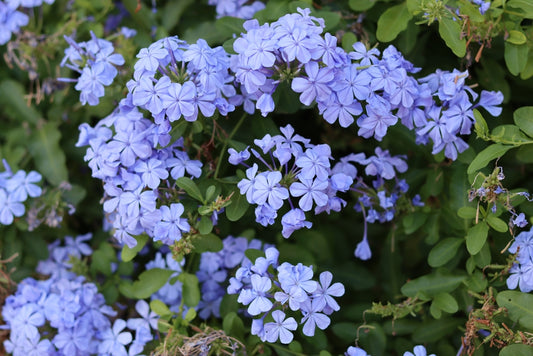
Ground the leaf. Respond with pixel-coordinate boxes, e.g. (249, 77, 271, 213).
(178, 272, 200, 307)
(161, 0, 194, 31)
(516, 145, 533, 163)
(121, 234, 149, 262)
(466, 221, 489, 255)
(491, 125, 532, 144)
(0, 80, 39, 125)
(514, 106, 533, 138)
(198, 215, 213, 235)
(499, 344, 533, 356)
(486, 214, 508, 233)
(464, 271, 488, 293)
(245, 248, 265, 262)
(313, 10, 341, 31)
(28, 122, 68, 186)
(457, 207, 476, 219)
(376, 3, 412, 43)
(176, 177, 204, 202)
(473, 241, 491, 267)
(194, 233, 223, 253)
(129, 268, 174, 299)
(459, 1, 485, 22)
(215, 17, 246, 38)
(150, 299, 172, 318)
(467, 144, 513, 175)
(507, 30, 527, 45)
(401, 273, 466, 298)
(505, 42, 529, 76)
(402, 212, 428, 234)
(225, 189, 249, 221)
(223, 312, 245, 340)
(433, 293, 459, 313)
(474, 109, 490, 139)
(438, 17, 466, 57)
(349, 0, 376, 11)
(428, 238, 464, 267)
(497, 291, 533, 329)
(413, 318, 462, 343)
(507, 0, 533, 18)
(342, 32, 358, 53)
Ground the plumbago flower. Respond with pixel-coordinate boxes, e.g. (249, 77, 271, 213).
(230, 125, 419, 259)
(0, 0, 56, 45)
(2, 235, 156, 355)
(59, 31, 125, 106)
(207, 0, 265, 19)
(507, 226, 533, 292)
(227, 246, 345, 344)
(229, 8, 503, 160)
(0, 160, 42, 226)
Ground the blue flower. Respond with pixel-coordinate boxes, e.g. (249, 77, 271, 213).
(264, 310, 297, 344)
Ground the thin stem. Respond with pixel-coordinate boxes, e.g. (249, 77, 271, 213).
(214, 112, 247, 178)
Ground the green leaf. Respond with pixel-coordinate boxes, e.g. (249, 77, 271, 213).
(428, 238, 464, 267)
(349, 0, 376, 11)
(467, 144, 513, 175)
(254, 0, 289, 23)
(342, 32, 358, 53)
(129, 268, 174, 299)
(474, 109, 489, 139)
(514, 106, 533, 138)
(198, 215, 213, 235)
(473, 241, 491, 267)
(466, 221, 489, 255)
(150, 299, 172, 318)
(0, 80, 39, 125)
(499, 344, 533, 356)
(176, 177, 204, 202)
(178, 272, 200, 307)
(464, 271, 488, 292)
(223, 312, 245, 340)
(507, 30, 527, 45)
(497, 291, 533, 329)
(505, 42, 529, 76)
(459, 1, 485, 22)
(458, 207, 476, 219)
(184, 308, 196, 322)
(376, 4, 412, 42)
(401, 273, 466, 298)
(121, 235, 149, 262)
(433, 293, 459, 313)
(194, 233, 223, 253)
(491, 125, 532, 144)
(245, 248, 265, 262)
(91, 242, 116, 276)
(28, 122, 68, 186)
(486, 214, 508, 233)
(403, 212, 428, 234)
(313, 10, 341, 31)
(205, 185, 216, 202)
(438, 17, 466, 57)
(507, 0, 533, 18)
(516, 144, 533, 163)
(226, 189, 249, 221)
(413, 318, 462, 343)
(215, 17, 246, 38)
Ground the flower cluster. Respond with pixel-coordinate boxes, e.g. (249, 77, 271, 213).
(470, 0, 491, 14)
(2, 234, 156, 355)
(228, 246, 344, 344)
(229, 8, 503, 160)
(126, 36, 238, 140)
(207, 0, 265, 19)
(0, 0, 55, 45)
(507, 226, 533, 293)
(59, 31, 125, 105)
(77, 102, 200, 248)
(0, 160, 42, 226)
(230, 124, 353, 238)
(230, 125, 416, 259)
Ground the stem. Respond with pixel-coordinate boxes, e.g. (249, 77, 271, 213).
(214, 112, 247, 179)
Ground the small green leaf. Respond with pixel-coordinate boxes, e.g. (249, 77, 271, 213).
(223, 312, 245, 340)
(466, 222, 489, 255)
(28, 122, 68, 186)
(176, 177, 204, 202)
(505, 42, 529, 76)
(507, 0, 533, 18)
(225, 189, 249, 221)
(401, 273, 466, 297)
(215, 16, 246, 38)
(198, 215, 213, 235)
(194, 233, 223, 253)
(0, 80, 40, 125)
(486, 214, 508, 233)
(433, 293, 459, 313)
(514, 106, 533, 138)
(499, 344, 533, 356)
(474, 109, 489, 139)
(178, 272, 200, 307)
(130, 268, 174, 299)
(507, 30, 527, 45)
(403, 212, 428, 234)
(438, 17, 466, 57)
(245, 248, 265, 262)
(184, 307, 196, 322)
(428, 238, 464, 267)
(150, 299, 172, 318)
(473, 241, 492, 268)
(464, 271, 488, 292)
(467, 144, 513, 175)
(349, 0, 376, 11)
(516, 145, 533, 163)
(496, 291, 533, 329)
(376, 3, 412, 42)
(491, 125, 532, 144)
(121, 235, 149, 262)
(458, 207, 476, 219)
(205, 185, 216, 202)
(413, 318, 462, 343)
(342, 32, 358, 53)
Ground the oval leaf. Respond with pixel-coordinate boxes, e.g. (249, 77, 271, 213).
(438, 17, 466, 57)
(376, 3, 412, 42)
(433, 293, 459, 313)
(507, 30, 527, 45)
(486, 214, 508, 233)
(401, 273, 466, 298)
(466, 221, 489, 255)
(496, 291, 533, 330)
(178, 272, 200, 307)
(176, 177, 204, 202)
(499, 344, 533, 356)
(226, 189, 249, 221)
(505, 42, 529, 76)
(428, 238, 463, 267)
(467, 144, 513, 175)
(514, 106, 533, 138)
